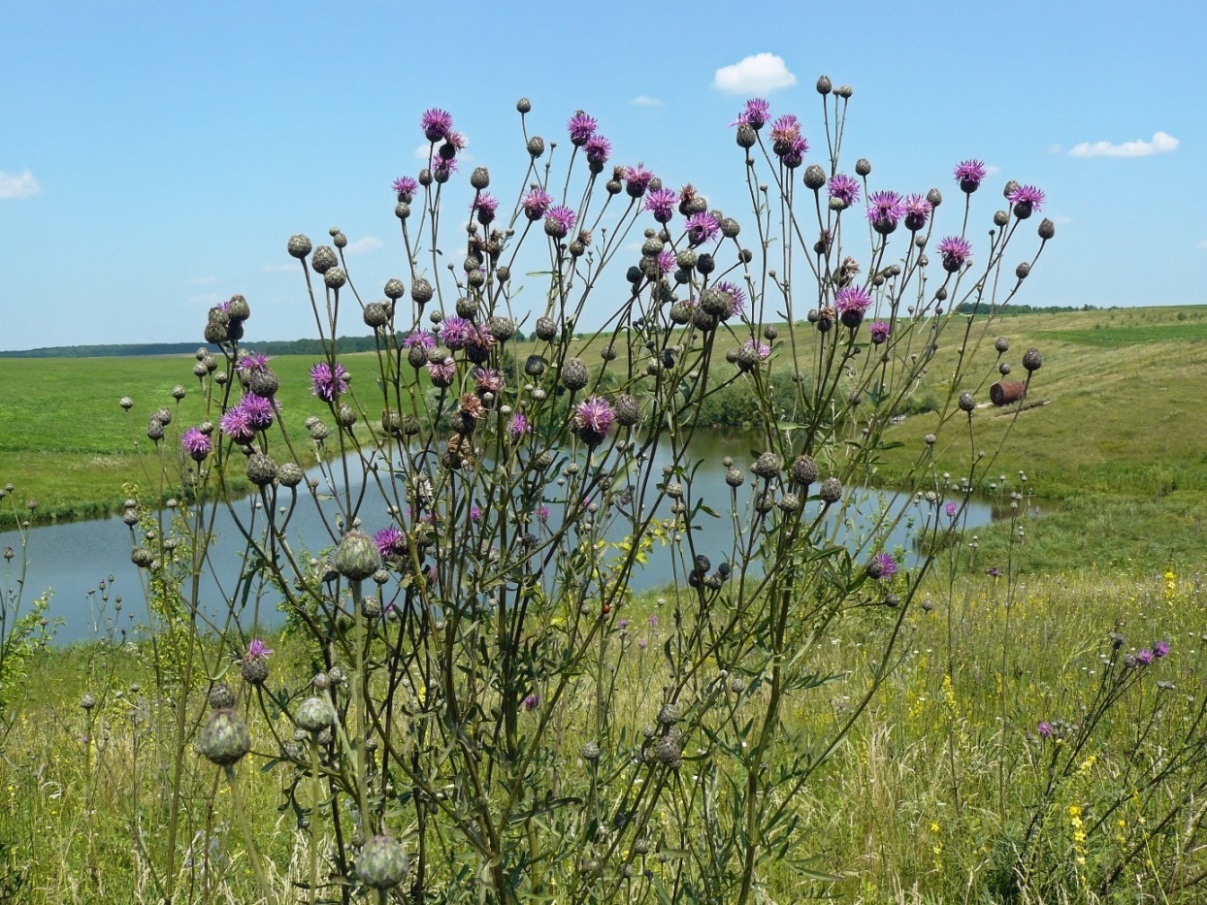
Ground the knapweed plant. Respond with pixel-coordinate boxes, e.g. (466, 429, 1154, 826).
(123, 79, 1052, 903)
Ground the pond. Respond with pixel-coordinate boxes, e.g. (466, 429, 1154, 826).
(1, 432, 992, 646)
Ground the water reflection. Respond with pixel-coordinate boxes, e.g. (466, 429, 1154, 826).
(1, 432, 992, 645)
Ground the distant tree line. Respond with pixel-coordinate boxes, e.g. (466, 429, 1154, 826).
(955, 302, 1102, 317)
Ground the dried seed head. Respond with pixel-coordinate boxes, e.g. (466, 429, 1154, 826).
(411, 277, 433, 305)
(311, 246, 338, 274)
(1038, 218, 1056, 240)
(1015, 262, 1030, 280)
(384, 278, 405, 300)
(527, 135, 545, 158)
(295, 696, 335, 733)
(791, 454, 819, 486)
(246, 453, 278, 487)
(197, 709, 251, 766)
(1022, 348, 1043, 372)
(470, 166, 490, 189)
(804, 165, 826, 190)
(994, 336, 1010, 353)
(363, 302, 390, 329)
(208, 682, 237, 710)
(287, 234, 312, 259)
(855, 158, 871, 176)
(535, 316, 558, 341)
(277, 462, 304, 488)
(614, 394, 641, 426)
(819, 476, 842, 503)
(324, 268, 347, 290)
(816, 74, 832, 94)
(334, 529, 382, 580)
(752, 452, 782, 479)
(357, 836, 410, 890)
(958, 392, 976, 412)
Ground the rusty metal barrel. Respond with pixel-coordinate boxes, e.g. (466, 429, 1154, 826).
(989, 380, 1026, 406)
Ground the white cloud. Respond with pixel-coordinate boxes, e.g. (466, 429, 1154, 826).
(1068, 131, 1179, 158)
(261, 262, 297, 274)
(0, 168, 41, 199)
(344, 236, 384, 255)
(713, 53, 797, 95)
(631, 95, 664, 107)
(1197, 239, 1207, 251)
(1051, 215, 1073, 225)
(192, 275, 218, 285)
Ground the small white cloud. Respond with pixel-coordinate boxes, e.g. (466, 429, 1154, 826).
(0, 168, 41, 199)
(1197, 239, 1207, 251)
(984, 164, 1002, 176)
(192, 275, 218, 285)
(1048, 143, 1064, 155)
(631, 95, 664, 107)
(261, 262, 297, 274)
(1068, 131, 1179, 159)
(713, 53, 797, 95)
(344, 236, 384, 255)
(1051, 215, 1072, 225)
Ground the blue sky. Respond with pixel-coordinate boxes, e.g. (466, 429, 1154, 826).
(2, 0, 1204, 351)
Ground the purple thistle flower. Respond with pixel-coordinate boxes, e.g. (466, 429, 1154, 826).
(431, 157, 458, 180)
(685, 211, 721, 246)
(426, 357, 457, 388)
(769, 114, 801, 145)
(536, 505, 551, 523)
(954, 159, 987, 192)
(573, 396, 615, 446)
(1007, 184, 1045, 217)
(374, 526, 407, 557)
(237, 351, 272, 375)
(241, 393, 275, 430)
(656, 249, 677, 276)
(523, 693, 541, 711)
(567, 111, 598, 146)
(1037, 721, 1053, 739)
(780, 137, 808, 169)
(393, 176, 418, 202)
(938, 236, 973, 272)
(1154, 640, 1170, 659)
(310, 361, 350, 402)
(714, 280, 747, 317)
(465, 325, 496, 363)
(617, 618, 629, 632)
(508, 412, 530, 438)
(470, 505, 482, 522)
(247, 638, 274, 659)
(472, 193, 499, 226)
(741, 338, 772, 360)
(1136, 648, 1155, 666)
(644, 187, 678, 224)
(444, 130, 467, 152)
(866, 190, 906, 235)
(828, 174, 861, 207)
(421, 108, 454, 143)
(219, 406, 255, 444)
(903, 194, 932, 231)
(869, 320, 891, 345)
(638, 637, 649, 650)
(182, 427, 211, 462)
(834, 286, 872, 328)
(403, 330, 436, 350)
(735, 97, 769, 129)
(944, 501, 958, 519)
(875, 552, 898, 581)
(648, 613, 659, 628)
(986, 566, 1001, 578)
(584, 134, 612, 168)
(624, 163, 655, 198)
(474, 368, 504, 395)
(544, 205, 577, 239)
(521, 186, 553, 221)
(439, 316, 475, 351)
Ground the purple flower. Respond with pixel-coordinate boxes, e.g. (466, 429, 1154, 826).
(944, 501, 958, 518)
(656, 249, 676, 275)
(247, 638, 274, 659)
(903, 194, 932, 231)
(567, 111, 598, 146)
(310, 361, 350, 402)
(648, 613, 659, 628)
(427, 357, 457, 388)
(237, 351, 272, 375)
(770, 115, 807, 164)
(638, 638, 649, 650)
(521, 187, 553, 221)
(472, 193, 499, 226)
(241, 393, 275, 430)
(742, 338, 771, 360)
(617, 618, 629, 632)
(869, 320, 891, 345)
(509, 412, 530, 438)
(954, 159, 987, 192)
(1007, 184, 1045, 217)
(986, 566, 1001, 578)
(584, 134, 611, 168)
(474, 368, 504, 395)
(470, 505, 482, 522)
(714, 280, 747, 317)
(431, 156, 458, 180)
(780, 138, 808, 169)
(1154, 640, 1170, 659)
(1136, 648, 1155, 666)
(421, 108, 453, 143)
(444, 130, 467, 152)
(219, 406, 255, 444)
(523, 693, 541, 711)
(392, 176, 418, 202)
(685, 211, 721, 246)
(544, 205, 577, 239)
(624, 163, 655, 198)
(875, 552, 898, 581)
(834, 285, 872, 328)
(866, 190, 906, 234)
(644, 187, 678, 224)
(536, 505, 551, 523)
(1037, 721, 1053, 739)
(374, 526, 407, 557)
(734, 97, 769, 129)
(403, 330, 436, 350)
(938, 236, 973, 272)
(182, 427, 211, 462)
(439, 316, 475, 351)
(828, 174, 861, 207)
(573, 396, 615, 446)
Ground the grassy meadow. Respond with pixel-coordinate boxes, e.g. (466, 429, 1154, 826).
(3, 305, 1207, 903)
